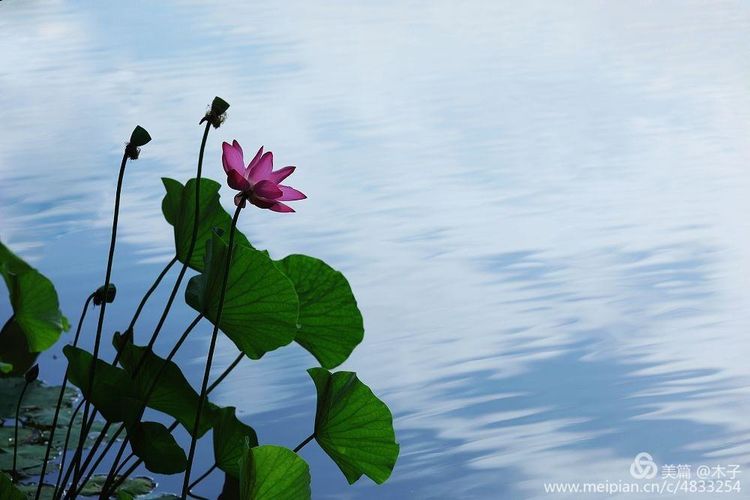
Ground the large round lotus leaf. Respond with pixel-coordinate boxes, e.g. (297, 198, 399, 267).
(308, 368, 399, 484)
(0, 240, 69, 355)
(185, 233, 298, 360)
(161, 177, 251, 272)
(275, 254, 364, 369)
(239, 445, 311, 500)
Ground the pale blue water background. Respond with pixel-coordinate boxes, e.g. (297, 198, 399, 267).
(2, 1, 750, 498)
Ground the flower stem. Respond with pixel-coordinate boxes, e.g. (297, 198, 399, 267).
(12, 379, 30, 478)
(36, 293, 94, 500)
(207, 352, 244, 393)
(68, 119, 212, 496)
(126, 255, 178, 332)
(68, 149, 129, 492)
(188, 463, 217, 492)
(182, 200, 244, 499)
(293, 434, 315, 453)
(65, 253, 179, 489)
(138, 120, 211, 364)
(104, 352, 245, 495)
(75, 314, 203, 499)
(52, 399, 83, 495)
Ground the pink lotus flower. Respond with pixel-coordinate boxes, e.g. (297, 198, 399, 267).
(222, 141, 306, 212)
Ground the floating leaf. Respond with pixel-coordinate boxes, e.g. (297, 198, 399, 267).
(129, 421, 187, 474)
(0, 472, 24, 500)
(63, 346, 141, 425)
(161, 178, 251, 271)
(80, 475, 156, 497)
(213, 407, 258, 478)
(239, 444, 310, 500)
(0, 442, 49, 475)
(0, 241, 69, 366)
(185, 233, 298, 359)
(0, 378, 74, 421)
(0, 378, 106, 480)
(16, 482, 55, 499)
(114, 333, 215, 437)
(276, 255, 364, 369)
(308, 368, 399, 484)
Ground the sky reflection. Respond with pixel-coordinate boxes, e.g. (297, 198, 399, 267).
(2, 0, 750, 498)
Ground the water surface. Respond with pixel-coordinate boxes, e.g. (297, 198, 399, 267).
(1, 1, 750, 498)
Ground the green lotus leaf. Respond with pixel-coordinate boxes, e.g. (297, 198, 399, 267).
(239, 444, 310, 500)
(308, 368, 399, 484)
(213, 407, 258, 478)
(128, 421, 187, 474)
(16, 482, 56, 499)
(113, 333, 215, 437)
(275, 255, 364, 369)
(80, 475, 156, 497)
(0, 378, 109, 481)
(161, 178, 251, 271)
(185, 233, 298, 360)
(64, 345, 142, 426)
(0, 472, 24, 500)
(0, 241, 69, 366)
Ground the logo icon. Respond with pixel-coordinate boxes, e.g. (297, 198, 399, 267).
(630, 452, 658, 479)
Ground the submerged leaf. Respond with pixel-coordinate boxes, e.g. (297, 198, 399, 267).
(185, 233, 298, 359)
(276, 255, 364, 369)
(239, 444, 310, 500)
(161, 178, 251, 271)
(308, 368, 399, 484)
